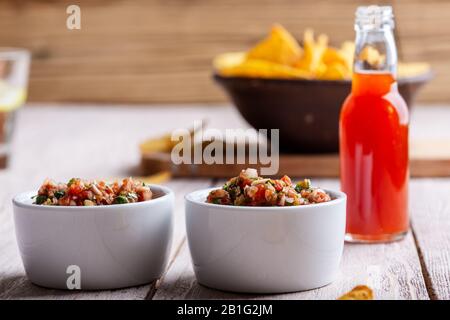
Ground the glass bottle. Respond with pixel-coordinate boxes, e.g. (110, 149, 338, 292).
(340, 5, 409, 242)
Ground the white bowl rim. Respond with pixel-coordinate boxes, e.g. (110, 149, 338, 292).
(12, 184, 173, 211)
(185, 187, 346, 212)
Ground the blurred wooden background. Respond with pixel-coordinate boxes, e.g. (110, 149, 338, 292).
(0, 0, 447, 104)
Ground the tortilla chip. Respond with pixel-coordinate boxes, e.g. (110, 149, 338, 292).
(212, 26, 430, 81)
(338, 285, 374, 300)
(295, 29, 329, 75)
(218, 58, 311, 79)
(247, 24, 302, 66)
(339, 41, 356, 69)
(213, 52, 247, 70)
(359, 45, 386, 68)
(323, 47, 348, 67)
(319, 62, 349, 80)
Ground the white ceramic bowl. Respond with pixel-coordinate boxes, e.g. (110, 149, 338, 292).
(12, 184, 174, 290)
(185, 188, 346, 293)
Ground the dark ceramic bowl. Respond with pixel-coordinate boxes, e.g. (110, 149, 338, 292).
(214, 72, 432, 153)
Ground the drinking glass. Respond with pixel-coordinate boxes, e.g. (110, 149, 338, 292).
(0, 48, 30, 168)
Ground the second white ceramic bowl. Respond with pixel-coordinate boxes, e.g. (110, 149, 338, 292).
(185, 188, 346, 293)
(13, 184, 174, 290)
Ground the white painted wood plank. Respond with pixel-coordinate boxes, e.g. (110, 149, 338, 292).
(409, 179, 450, 300)
(159, 179, 214, 268)
(153, 179, 429, 300)
(154, 235, 428, 300)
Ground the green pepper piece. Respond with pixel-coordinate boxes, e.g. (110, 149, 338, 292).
(295, 179, 311, 192)
(54, 191, 65, 199)
(114, 196, 129, 204)
(35, 195, 48, 205)
(67, 178, 77, 187)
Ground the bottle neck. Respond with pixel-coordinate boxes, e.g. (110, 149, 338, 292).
(352, 27, 398, 94)
(354, 27, 397, 74)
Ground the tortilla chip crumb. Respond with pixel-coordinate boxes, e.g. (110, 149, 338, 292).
(338, 285, 374, 300)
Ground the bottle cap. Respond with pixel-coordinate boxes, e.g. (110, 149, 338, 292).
(356, 5, 394, 30)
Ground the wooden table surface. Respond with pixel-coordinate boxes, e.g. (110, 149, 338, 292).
(1, 104, 449, 300)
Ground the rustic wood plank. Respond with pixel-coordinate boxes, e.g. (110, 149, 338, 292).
(2, 0, 444, 104)
(153, 235, 428, 300)
(409, 179, 450, 300)
(142, 145, 450, 178)
(142, 178, 215, 300)
(394, 0, 450, 103)
(153, 179, 429, 300)
(160, 179, 214, 268)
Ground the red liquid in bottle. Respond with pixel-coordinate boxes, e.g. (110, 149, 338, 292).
(340, 72, 409, 242)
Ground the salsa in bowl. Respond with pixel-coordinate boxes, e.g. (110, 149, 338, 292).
(13, 181, 174, 290)
(33, 177, 153, 206)
(185, 169, 346, 293)
(206, 168, 331, 206)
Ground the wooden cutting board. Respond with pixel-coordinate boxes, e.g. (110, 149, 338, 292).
(141, 139, 450, 178)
